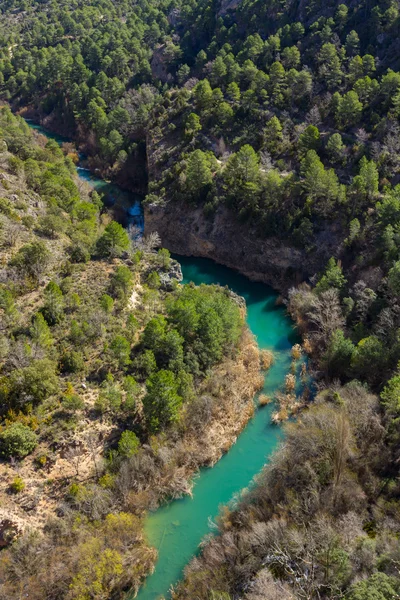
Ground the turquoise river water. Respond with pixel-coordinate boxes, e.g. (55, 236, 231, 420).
(136, 256, 302, 599)
(25, 119, 304, 600)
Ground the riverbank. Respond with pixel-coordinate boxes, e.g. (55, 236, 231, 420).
(172, 381, 387, 600)
(135, 256, 309, 600)
(122, 328, 264, 517)
(15, 104, 148, 194)
(15, 105, 334, 295)
(9, 114, 311, 600)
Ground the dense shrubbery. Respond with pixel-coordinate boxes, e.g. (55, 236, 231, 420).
(0, 423, 37, 458)
(0, 109, 247, 599)
(175, 383, 400, 600)
(2, 0, 400, 598)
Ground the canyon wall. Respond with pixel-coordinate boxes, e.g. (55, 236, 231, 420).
(144, 201, 325, 292)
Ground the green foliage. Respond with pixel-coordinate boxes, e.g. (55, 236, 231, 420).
(318, 43, 343, 89)
(61, 350, 85, 374)
(8, 359, 58, 407)
(381, 374, 400, 417)
(298, 125, 321, 155)
(69, 539, 123, 600)
(143, 369, 182, 432)
(316, 258, 347, 294)
(133, 349, 157, 379)
(157, 248, 171, 270)
(30, 313, 53, 348)
(10, 476, 25, 493)
(62, 393, 85, 411)
(110, 266, 133, 299)
(184, 150, 214, 203)
(223, 145, 260, 216)
(96, 222, 130, 258)
(185, 113, 202, 139)
(353, 157, 379, 202)
(109, 335, 131, 368)
(118, 430, 140, 457)
(351, 336, 386, 385)
(100, 294, 114, 313)
(39, 211, 67, 239)
(11, 241, 50, 281)
(387, 261, 400, 296)
(147, 271, 161, 289)
(95, 379, 122, 414)
(301, 151, 342, 217)
(263, 116, 283, 153)
(346, 573, 400, 600)
(42, 281, 64, 325)
(335, 91, 363, 128)
(0, 423, 37, 458)
(345, 219, 361, 246)
(325, 330, 354, 378)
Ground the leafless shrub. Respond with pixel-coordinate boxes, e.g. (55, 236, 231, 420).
(69, 483, 114, 520)
(305, 106, 321, 125)
(260, 349, 274, 370)
(306, 288, 344, 348)
(185, 394, 214, 434)
(3, 222, 21, 247)
(352, 280, 376, 322)
(355, 128, 369, 144)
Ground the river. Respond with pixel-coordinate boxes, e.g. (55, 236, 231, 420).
(25, 119, 306, 600)
(25, 120, 144, 230)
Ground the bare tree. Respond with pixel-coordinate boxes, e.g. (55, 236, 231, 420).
(64, 444, 84, 479)
(307, 289, 344, 348)
(305, 106, 322, 126)
(142, 231, 161, 253)
(84, 432, 103, 479)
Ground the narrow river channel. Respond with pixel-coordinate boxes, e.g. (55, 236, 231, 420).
(25, 119, 305, 600)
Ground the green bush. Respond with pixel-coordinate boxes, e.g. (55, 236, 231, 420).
(68, 244, 90, 263)
(346, 573, 400, 600)
(8, 359, 58, 406)
(118, 430, 140, 457)
(0, 423, 38, 459)
(62, 394, 85, 411)
(10, 476, 25, 493)
(96, 221, 130, 258)
(11, 240, 50, 281)
(147, 271, 161, 289)
(61, 350, 85, 374)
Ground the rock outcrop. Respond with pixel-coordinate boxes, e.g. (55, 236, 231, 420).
(159, 258, 183, 290)
(144, 201, 327, 293)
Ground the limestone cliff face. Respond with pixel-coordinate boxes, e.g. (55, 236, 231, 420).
(144, 201, 322, 292)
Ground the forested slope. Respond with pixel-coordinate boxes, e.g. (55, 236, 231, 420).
(0, 108, 258, 599)
(1, 0, 400, 598)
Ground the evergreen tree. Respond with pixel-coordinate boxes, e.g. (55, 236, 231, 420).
(143, 370, 182, 432)
(185, 150, 213, 203)
(96, 222, 130, 258)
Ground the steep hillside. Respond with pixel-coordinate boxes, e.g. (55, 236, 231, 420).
(1, 0, 400, 598)
(0, 108, 262, 599)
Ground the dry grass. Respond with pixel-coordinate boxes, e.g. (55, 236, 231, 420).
(260, 349, 274, 370)
(271, 389, 307, 424)
(291, 343, 302, 360)
(271, 407, 289, 423)
(285, 373, 296, 393)
(121, 329, 264, 511)
(258, 394, 272, 407)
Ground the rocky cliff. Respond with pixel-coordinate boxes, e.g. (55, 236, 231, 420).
(144, 201, 329, 292)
